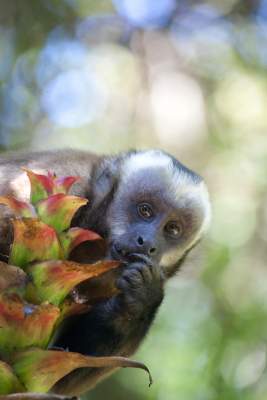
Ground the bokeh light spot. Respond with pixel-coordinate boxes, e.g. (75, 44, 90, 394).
(113, 0, 176, 28)
(150, 72, 206, 148)
(41, 69, 107, 127)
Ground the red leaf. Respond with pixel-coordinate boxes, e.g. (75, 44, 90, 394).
(0, 196, 36, 218)
(53, 176, 80, 194)
(23, 169, 54, 204)
(12, 349, 152, 394)
(36, 194, 88, 233)
(28, 260, 120, 306)
(23, 169, 81, 204)
(60, 228, 101, 258)
(0, 294, 60, 355)
(9, 219, 62, 268)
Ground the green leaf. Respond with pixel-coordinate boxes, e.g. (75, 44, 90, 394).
(53, 176, 80, 194)
(0, 294, 60, 355)
(0, 360, 25, 394)
(0, 394, 77, 399)
(36, 194, 88, 233)
(60, 228, 101, 258)
(12, 349, 152, 394)
(0, 196, 36, 218)
(24, 169, 81, 204)
(9, 219, 62, 269)
(23, 169, 54, 204)
(28, 260, 120, 306)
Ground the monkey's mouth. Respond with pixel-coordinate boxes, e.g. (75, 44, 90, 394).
(110, 243, 152, 264)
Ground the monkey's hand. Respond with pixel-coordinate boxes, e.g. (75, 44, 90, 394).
(53, 261, 164, 395)
(115, 261, 165, 331)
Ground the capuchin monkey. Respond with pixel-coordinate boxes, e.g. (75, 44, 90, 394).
(0, 149, 211, 396)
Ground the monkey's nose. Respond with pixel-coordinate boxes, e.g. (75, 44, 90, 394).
(136, 236, 157, 256)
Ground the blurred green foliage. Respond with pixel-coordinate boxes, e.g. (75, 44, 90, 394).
(1, 0, 267, 399)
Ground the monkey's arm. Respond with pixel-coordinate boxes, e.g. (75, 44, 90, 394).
(52, 261, 164, 396)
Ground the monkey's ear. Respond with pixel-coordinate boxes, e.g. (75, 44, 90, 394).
(90, 158, 120, 207)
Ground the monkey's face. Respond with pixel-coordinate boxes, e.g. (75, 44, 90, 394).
(103, 151, 210, 276)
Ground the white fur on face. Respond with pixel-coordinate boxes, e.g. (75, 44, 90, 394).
(122, 150, 211, 239)
(121, 150, 211, 270)
(172, 180, 211, 240)
(123, 150, 172, 178)
(192, 181, 211, 237)
(160, 246, 184, 269)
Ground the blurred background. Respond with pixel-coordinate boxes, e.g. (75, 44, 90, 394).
(1, 0, 267, 399)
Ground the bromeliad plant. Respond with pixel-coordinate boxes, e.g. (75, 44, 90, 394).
(0, 170, 151, 398)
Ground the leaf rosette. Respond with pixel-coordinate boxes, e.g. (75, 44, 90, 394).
(0, 169, 151, 396)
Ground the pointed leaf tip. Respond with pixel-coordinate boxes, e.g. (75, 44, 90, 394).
(23, 169, 54, 204)
(60, 228, 101, 257)
(36, 194, 88, 233)
(53, 176, 80, 194)
(0, 196, 36, 218)
(23, 169, 81, 204)
(9, 219, 62, 268)
(12, 349, 152, 394)
(28, 259, 120, 306)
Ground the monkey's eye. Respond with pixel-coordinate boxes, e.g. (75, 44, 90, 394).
(165, 221, 183, 238)
(137, 203, 153, 219)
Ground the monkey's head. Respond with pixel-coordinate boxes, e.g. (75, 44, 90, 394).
(87, 150, 211, 277)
